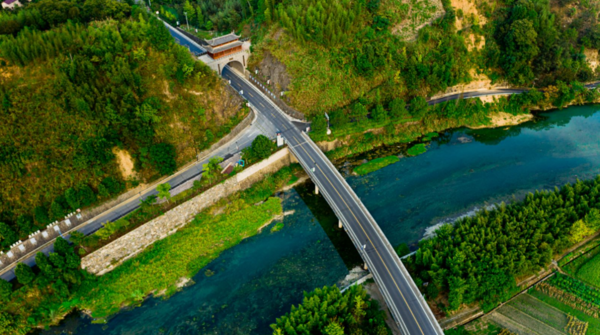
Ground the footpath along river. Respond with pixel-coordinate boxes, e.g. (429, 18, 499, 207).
(43, 105, 600, 334)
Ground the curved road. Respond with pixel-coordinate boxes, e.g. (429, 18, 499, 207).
(223, 67, 444, 334)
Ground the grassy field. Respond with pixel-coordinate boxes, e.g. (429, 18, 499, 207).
(74, 167, 298, 319)
(575, 251, 600, 288)
(353, 155, 400, 175)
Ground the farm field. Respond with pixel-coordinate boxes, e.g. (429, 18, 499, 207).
(575, 251, 600, 288)
(485, 294, 567, 335)
(563, 245, 600, 278)
(528, 289, 600, 335)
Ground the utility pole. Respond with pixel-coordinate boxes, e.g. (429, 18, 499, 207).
(184, 12, 189, 30)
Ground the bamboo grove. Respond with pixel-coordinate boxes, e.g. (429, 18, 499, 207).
(406, 177, 600, 312)
(270, 285, 390, 335)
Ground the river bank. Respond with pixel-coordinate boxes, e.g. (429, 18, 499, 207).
(39, 102, 600, 335)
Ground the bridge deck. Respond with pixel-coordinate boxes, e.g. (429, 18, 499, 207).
(222, 67, 443, 335)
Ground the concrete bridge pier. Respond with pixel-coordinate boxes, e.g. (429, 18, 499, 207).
(338, 220, 342, 229)
(315, 185, 319, 195)
(363, 263, 368, 271)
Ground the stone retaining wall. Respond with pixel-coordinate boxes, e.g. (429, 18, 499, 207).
(82, 148, 296, 276)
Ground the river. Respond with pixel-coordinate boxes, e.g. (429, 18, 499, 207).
(42, 105, 600, 334)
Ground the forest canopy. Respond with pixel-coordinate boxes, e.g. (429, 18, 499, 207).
(0, 3, 245, 245)
(407, 177, 600, 312)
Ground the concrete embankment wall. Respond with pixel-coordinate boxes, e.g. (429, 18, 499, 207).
(82, 148, 297, 276)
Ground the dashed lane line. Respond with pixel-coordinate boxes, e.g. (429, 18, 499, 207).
(291, 134, 426, 335)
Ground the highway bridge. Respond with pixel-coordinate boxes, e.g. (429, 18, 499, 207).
(222, 67, 444, 335)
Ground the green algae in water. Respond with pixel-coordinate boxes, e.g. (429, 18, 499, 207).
(353, 155, 400, 175)
(270, 222, 284, 233)
(407, 143, 427, 156)
(423, 132, 439, 141)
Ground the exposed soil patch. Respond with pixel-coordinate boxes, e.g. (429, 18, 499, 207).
(113, 147, 136, 179)
(163, 80, 175, 100)
(451, 0, 487, 30)
(390, 0, 445, 40)
(466, 33, 486, 52)
(469, 112, 534, 129)
(585, 48, 599, 71)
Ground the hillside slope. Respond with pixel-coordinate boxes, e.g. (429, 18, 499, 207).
(0, 3, 245, 244)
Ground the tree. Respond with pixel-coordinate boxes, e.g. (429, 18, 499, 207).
(250, 135, 276, 161)
(389, 98, 407, 119)
(196, 5, 204, 27)
(156, 183, 172, 203)
(50, 199, 65, 220)
(69, 231, 85, 246)
(408, 96, 428, 118)
(98, 183, 110, 198)
(351, 102, 368, 122)
(372, 103, 388, 122)
(202, 156, 223, 184)
(35, 252, 56, 279)
(0, 311, 17, 334)
(149, 142, 177, 176)
(49, 252, 66, 270)
(263, 0, 272, 23)
(0, 222, 17, 250)
(257, 0, 266, 23)
(311, 114, 327, 134)
(569, 219, 593, 244)
(65, 187, 80, 209)
(205, 20, 213, 31)
(34, 206, 51, 225)
(324, 321, 345, 335)
(16, 215, 33, 238)
(395, 243, 410, 257)
(0, 280, 11, 302)
(183, 0, 195, 22)
(54, 237, 71, 256)
(15, 263, 35, 285)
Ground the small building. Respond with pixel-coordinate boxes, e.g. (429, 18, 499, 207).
(203, 32, 243, 60)
(198, 32, 250, 75)
(2, 0, 22, 9)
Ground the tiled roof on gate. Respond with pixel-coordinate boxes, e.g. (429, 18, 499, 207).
(204, 32, 240, 47)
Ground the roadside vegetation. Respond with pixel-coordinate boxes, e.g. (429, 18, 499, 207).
(72, 135, 278, 256)
(271, 285, 391, 335)
(0, 238, 89, 334)
(0, 164, 299, 332)
(0, 1, 247, 250)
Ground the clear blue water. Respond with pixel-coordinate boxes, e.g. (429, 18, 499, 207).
(44, 105, 600, 334)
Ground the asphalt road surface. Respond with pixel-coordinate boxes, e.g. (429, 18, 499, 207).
(166, 25, 205, 55)
(223, 66, 443, 334)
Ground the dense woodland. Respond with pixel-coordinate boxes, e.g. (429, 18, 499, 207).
(271, 285, 390, 335)
(243, 0, 600, 120)
(405, 177, 600, 312)
(0, 0, 246, 247)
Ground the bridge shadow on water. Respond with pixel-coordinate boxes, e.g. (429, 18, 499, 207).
(293, 180, 363, 270)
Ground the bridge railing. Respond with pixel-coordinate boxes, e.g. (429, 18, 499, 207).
(226, 68, 442, 333)
(302, 131, 443, 333)
(286, 141, 411, 334)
